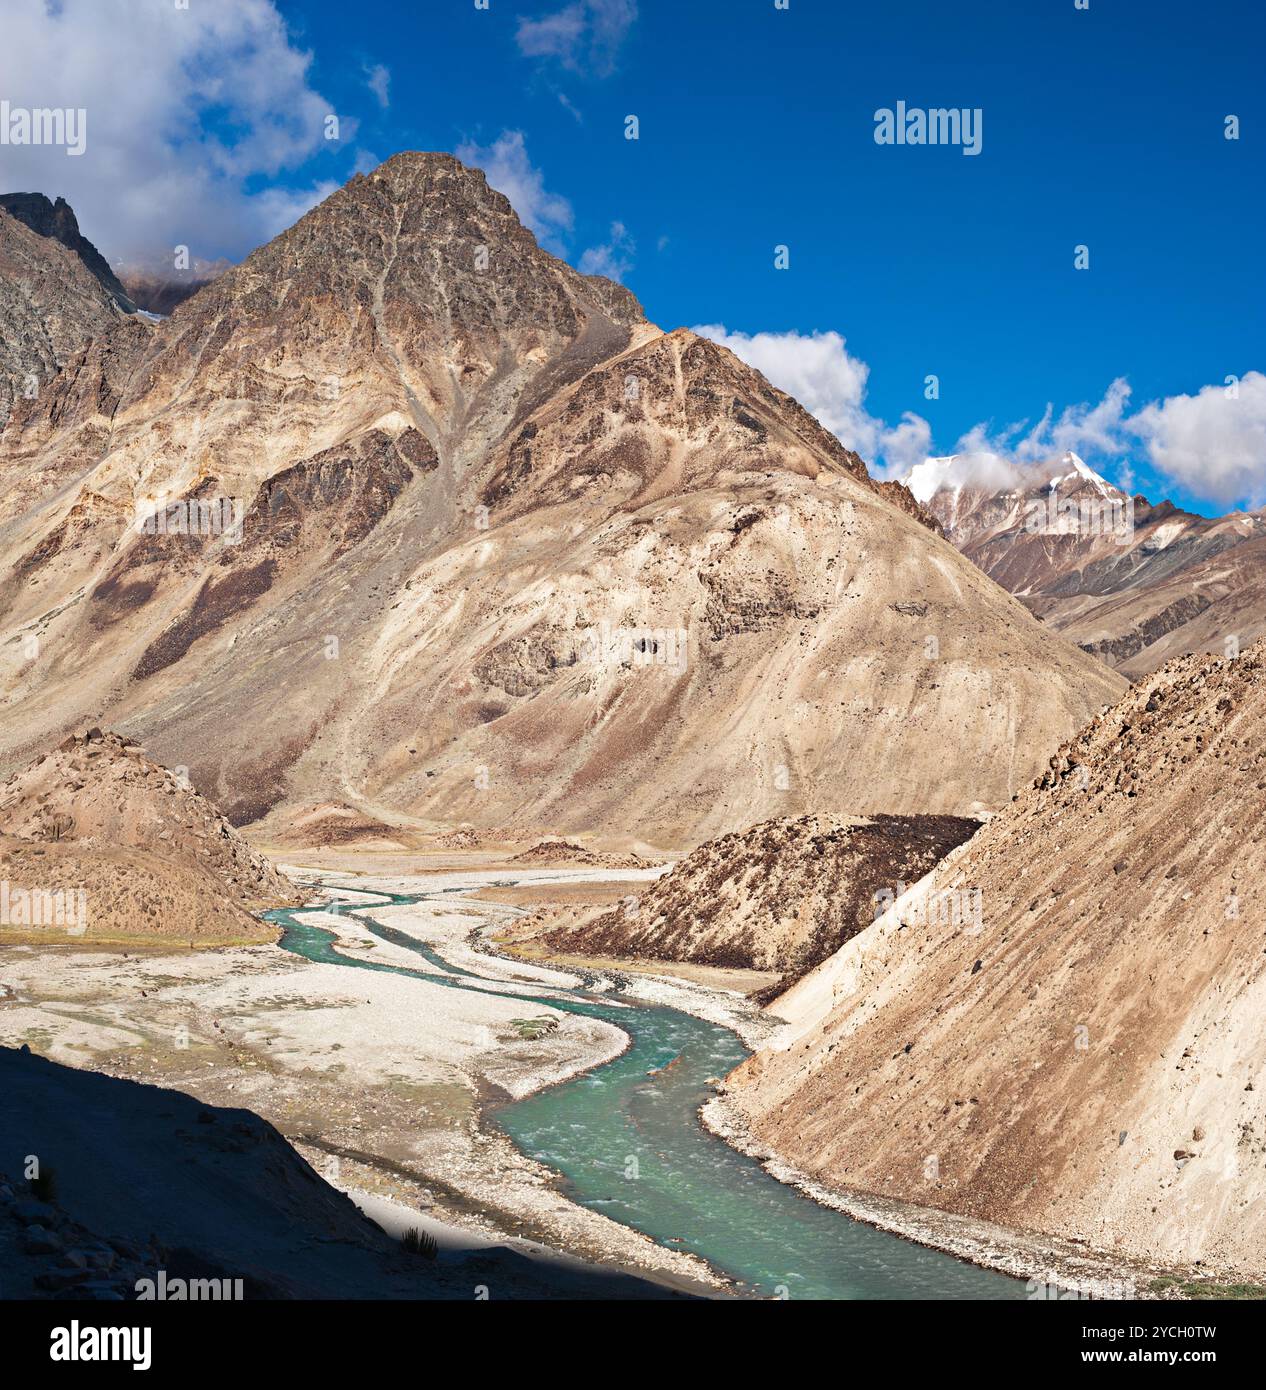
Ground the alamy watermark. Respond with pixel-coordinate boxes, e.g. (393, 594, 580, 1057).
(874, 101, 982, 156)
(873, 881, 984, 934)
(1025, 493, 1135, 544)
(578, 621, 689, 674)
(135, 1270, 243, 1301)
(0, 881, 88, 935)
(134, 496, 243, 545)
(50, 1324, 150, 1371)
(0, 101, 86, 156)
(1027, 1272, 1137, 1301)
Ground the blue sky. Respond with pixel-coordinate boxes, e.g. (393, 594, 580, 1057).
(3, 0, 1262, 511)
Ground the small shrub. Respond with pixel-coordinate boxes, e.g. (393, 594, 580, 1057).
(402, 1226, 438, 1259)
(508, 1015, 560, 1041)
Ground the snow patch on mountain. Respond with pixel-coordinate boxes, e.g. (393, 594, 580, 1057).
(907, 451, 1120, 503)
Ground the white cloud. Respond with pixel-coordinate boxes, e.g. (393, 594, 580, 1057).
(692, 324, 933, 476)
(905, 452, 1025, 503)
(578, 221, 634, 282)
(516, 0, 638, 78)
(877, 412, 934, 477)
(1014, 378, 1133, 461)
(365, 63, 390, 110)
(557, 90, 584, 123)
(455, 130, 574, 250)
(0, 0, 345, 262)
(1131, 372, 1266, 508)
(950, 374, 1266, 508)
(950, 380, 1133, 465)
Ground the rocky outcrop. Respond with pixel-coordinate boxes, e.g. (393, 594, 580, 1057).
(0, 193, 135, 310)
(1079, 592, 1215, 665)
(0, 727, 297, 912)
(510, 840, 650, 869)
(519, 814, 979, 982)
(0, 205, 128, 431)
(873, 479, 944, 535)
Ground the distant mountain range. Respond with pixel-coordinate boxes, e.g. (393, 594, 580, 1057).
(908, 451, 1266, 676)
(113, 254, 233, 316)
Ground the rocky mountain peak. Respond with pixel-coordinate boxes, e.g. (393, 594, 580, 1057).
(0, 192, 135, 311)
(0, 204, 130, 434)
(207, 150, 644, 346)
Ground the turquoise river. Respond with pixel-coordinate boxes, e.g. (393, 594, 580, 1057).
(267, 881, 1026, 1301)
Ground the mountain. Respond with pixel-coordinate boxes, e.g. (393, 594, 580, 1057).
(511, 813, 980, 983)
(725, 642, 1266, 1281)
(115, 254, 233, 316)
(0, 202, 133, 432)
(0, 153, 1123, 844)
(910, 452, 1266, 677)
(0, 727, 297, 943)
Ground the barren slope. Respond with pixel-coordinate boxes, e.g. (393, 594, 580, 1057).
(727, 643, 1266, 1279)
(0, 153, 1122, 843)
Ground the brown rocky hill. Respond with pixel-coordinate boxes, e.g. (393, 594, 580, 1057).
(726, 642, 1266, 1281)
(510, 840, 649, 869)
(911, 452, 1266, 676)
(0, 835, 269, 946)
(0, 728, 298, 941)
(521, 814, 979, 980)
(264, 800, 407, 850)
(0, 153, 1122, 843)
(0, 203, 131, 431)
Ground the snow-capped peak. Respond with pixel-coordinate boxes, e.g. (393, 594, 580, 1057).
(1058, 451, 1115, 497)
(906, 449, 1122, 504)
(905, 456, 958, 503)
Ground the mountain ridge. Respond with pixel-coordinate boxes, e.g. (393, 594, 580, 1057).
(0, 192, 136, 312)
(909, 452, 1266, 675)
